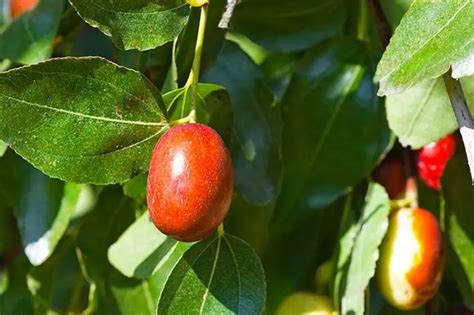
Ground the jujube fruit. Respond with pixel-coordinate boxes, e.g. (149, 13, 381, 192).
(147, 123, 233, 242)
(417, 135, 456, 191)
(373, 153, 406, 199)
(376, 207, 444, 310)
(276, 292, 334, 315)
(10, 0, 38, 18)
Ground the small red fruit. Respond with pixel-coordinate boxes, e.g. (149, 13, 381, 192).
(417, 135, 456, 191)
(10, 0, 38, 19)
(376, 207, 444, 310)
(373, 153, 406, 199)
(147, 123, 233, 242)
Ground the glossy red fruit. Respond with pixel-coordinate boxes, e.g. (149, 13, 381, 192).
(417, 135, 456, 191)
(147, 123, 233, 242)
(376, 207, 444, 310)
(10, 0, 38, 18)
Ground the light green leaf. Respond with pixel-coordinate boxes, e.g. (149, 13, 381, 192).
(158, 234, 266, 314)
(0, 0, 64, 64)
(0, 57, 168, 184)
(16, 168, 90, 266)
(442, 153, 474, 308)
(341, 183, 390, 315)
(108, 211, 192, 279)
(376, 0, 474, 95)
(386, 76, 474, 148)
(68, 0, 189, 51)
(0, 140, 6, 157)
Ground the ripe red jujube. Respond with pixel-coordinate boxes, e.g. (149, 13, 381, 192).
(10, 0, 38, 18)
(376, 207, 444, 310)
(417, 134, 456, 191)
(147, 123, 233, 242)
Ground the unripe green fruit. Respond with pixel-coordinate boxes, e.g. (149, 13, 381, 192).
(276, 292, 334, 315)
(376, 207, 444, 310)
(147, 123, 233, 242)
(10, 0, 38, 18)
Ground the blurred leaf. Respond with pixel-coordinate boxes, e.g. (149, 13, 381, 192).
(203, 42, 283, 206)
(108, 211, 191, 280)
(379, 0, 413, 29)
(376, 0, 474, 95)
(274, 39, 390, 230)
(16, 168, 87, 266)
(442, 152, 474, 308)
(68, 0, 189, 51)
(0, 140, 6, 157)
(0, 0, 9, 27)
(158, 234, 266, 314)
(122, 174, 148, 202)
(0, 57, 168, 184)
(0, 0, 64, 64)
(340, 183, 390, 315)
(232, 0, 346, 51)
(386, 76, 474, 149)
(0, 255, 34, 315)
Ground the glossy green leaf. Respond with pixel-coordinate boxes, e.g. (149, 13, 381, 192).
(442, 153, 474, 308)
(341, 183, 390, 315)
(376, 0, 474, 95)
(108, 211, 191, 279)
(17, 168, 88, 266)
(0, 57, 168, 184)
(0, 140, 6, 157)
(203, 42, 283, 206)
(274, 39, 390, 230)
(68, 0, 189, 50)
(386, 76, 474, 148)
(0, 0, 64, 64)
(232, 0, 346, 51)
(158, 234, 266, 315)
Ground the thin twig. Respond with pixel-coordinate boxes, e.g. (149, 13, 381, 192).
(367, 0, 391, 48)
(443, 71, 474, 183)
(218, 0, 239, 29)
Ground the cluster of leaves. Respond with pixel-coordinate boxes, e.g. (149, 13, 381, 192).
(0, 0, 472, 314)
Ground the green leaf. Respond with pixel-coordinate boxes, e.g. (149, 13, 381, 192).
(16, 168, 88, 266)
(0, 0, 64, 64)
(68, 0, 189, 51)
(376, 0, 474, 95)
(232, 0, 346, 51)
(0, 255, 34, 315)
(158, 234, 266, 314)
(379, 0, 413, 29)
(0, 57, 168, 184)
(108, 211, 191, 280)
(122, 174, 148, 202)
(0, 140, 6, 157)
(385, 76, 474, 148)
(442, 153, 474, 308)
(203, 42, 283, 206)
(340, 183, 390, 315)
(164, 83, 233, 145)
(274, 39, 390, 230)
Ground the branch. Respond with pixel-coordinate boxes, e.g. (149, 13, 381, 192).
(367, 0, 391, 48)
(443, 70, 474, 184)
(218, 0, 239, 29)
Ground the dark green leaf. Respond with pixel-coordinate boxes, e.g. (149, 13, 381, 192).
(386, 76, 474, 149)
(203, 42, 283, 206)
(0, 255, 34, 315)
(68, 0, 189, 50)
(122, 174, 148, 202)
(379, 0, 413, 29)
(232, 0, 346, 51)
(158, 234, 266, 315)
(0, 0, 64, 64)
(442, 152, 474, 308)
(340, 183, 390, 315)
(108, 211, 191, 279)
(274, 39, 390, 230)
(0, 57, 168, 184)
(376, 0, 474, 95)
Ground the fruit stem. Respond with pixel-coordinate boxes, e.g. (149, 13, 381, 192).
(185, 4, 208, 89)
(170, 109, 196, 125)
(443, 70, 474, 184)
(217, 223, 225, 237)
(402, 148, 418, 208)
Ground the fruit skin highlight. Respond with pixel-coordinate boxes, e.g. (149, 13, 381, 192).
(276, 292, 334, 315)
(147, 123, 233, 242)
(10, 0, 38, 19)
(376, 207, 444, 310)
(417, 135, 456, 191)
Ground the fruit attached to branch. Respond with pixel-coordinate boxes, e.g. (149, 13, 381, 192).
(376, 207, 444, 310)
(147, 123, 233, 242)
